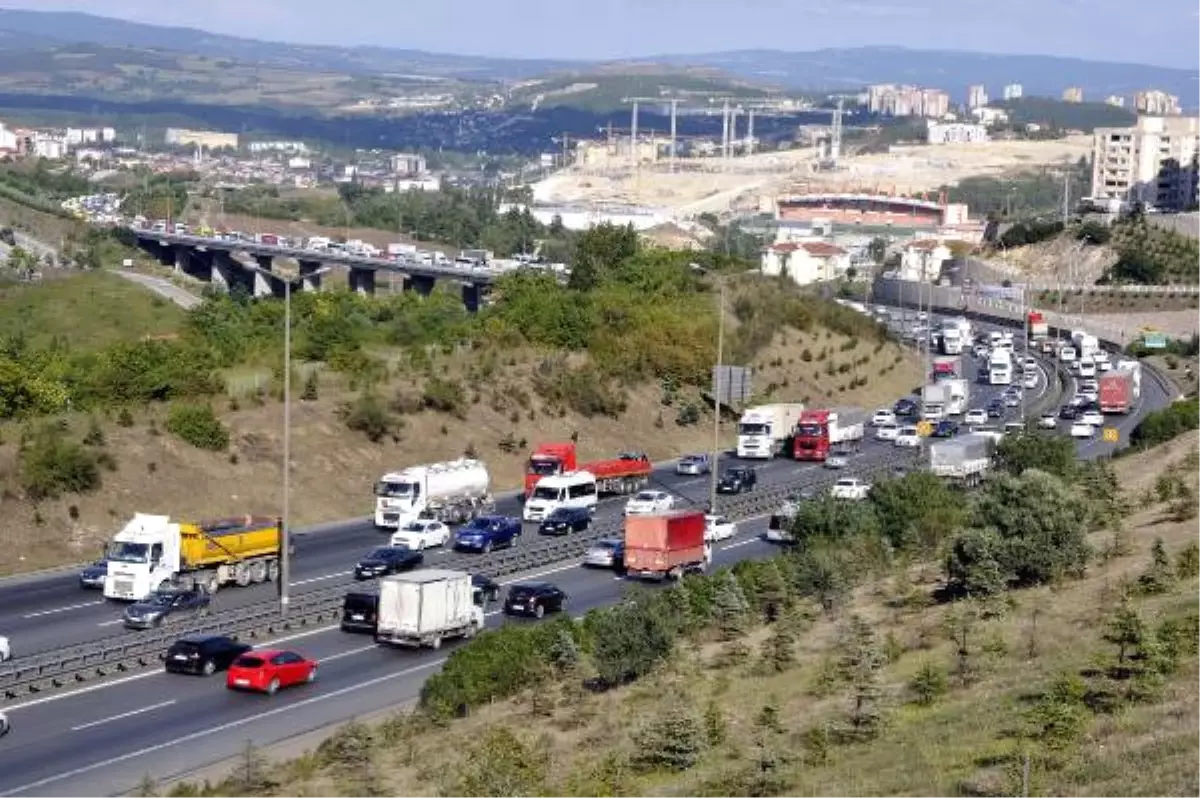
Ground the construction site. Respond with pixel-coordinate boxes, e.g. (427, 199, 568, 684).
(530, 97, 1093, 221)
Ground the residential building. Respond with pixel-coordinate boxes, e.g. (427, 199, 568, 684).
(967, 85, 988, 109)
(0, 122, 16, 153)
(761, 241, 851, 285)
(1002, 83, 1023, 100)
(1090, 115, 1200, 212)
(927, 122, 989, 145)
(248, 140, 309, 153)
(971, 107, 1009, 126)
(164, 128, 238, 150)
(1134, 90, 1181, 116)
(30, 134, 67, 159)
(921, 89, 951, 118)
(1106, 95, 1126, 108)
(1062, 87, 1084, 103)
(865, 84, 949, 118)
(390, 152, 427, 176)
(898, 239, 951, 281)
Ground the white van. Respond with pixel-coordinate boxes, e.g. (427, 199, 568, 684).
(1077, 357, 1096, 378)
(1058, 345, 1077, 363)
(522, 471, 598, 522)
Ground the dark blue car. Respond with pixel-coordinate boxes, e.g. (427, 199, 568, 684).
(932, 419, 959, 438)
(79, 559, 108, 589)
(454, 515, 522, 553)
(893, 398, 918, 417)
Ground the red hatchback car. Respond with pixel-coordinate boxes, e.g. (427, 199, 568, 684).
(225, 649, 318, 695)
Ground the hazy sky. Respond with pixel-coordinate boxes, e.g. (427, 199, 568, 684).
(5, 0, 1198, 68)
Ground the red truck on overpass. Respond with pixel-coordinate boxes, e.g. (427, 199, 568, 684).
(792, 407, 867, 461)
(523, 442, 652, 498)
(624, 509, 710, 580)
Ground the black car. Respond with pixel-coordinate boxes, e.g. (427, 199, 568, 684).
(164, 634, 252, 676)
(717, 467, 758, 494)
(471, 574, 501, 603)
(340, 591, 379, 633)
(353, 546, 424, 580)
(538, 506, 591, 536)
(503, 582, 567, 618)
(893, 398, 919, 417)
(1058, 403, 1079, 421)
(986, 401, 1004, 418)
(123, 587, 211, 630)
(932, 419, 960, 438)
(79, 559, 108, 589)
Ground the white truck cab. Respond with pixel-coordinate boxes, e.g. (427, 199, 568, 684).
(522, 471, 598, 522)
(374, 459, 491, 529)
(103, 514, 182, 600)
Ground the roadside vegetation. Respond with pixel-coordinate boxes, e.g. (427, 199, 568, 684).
(147, 432, 1200, 798)
(941, 157, 1090, 219)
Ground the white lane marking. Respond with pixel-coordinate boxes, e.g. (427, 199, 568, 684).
(69, 699, 177, 732)
(21, 600, 103, 619)
(289, 571, 350, 587)
(3, 660, 448, 796)
(317, 644, 376, 663)
(96, 620, 124, 627)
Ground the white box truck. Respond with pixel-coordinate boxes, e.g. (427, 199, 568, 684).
(374, 459, 493, 529)
(929, 432, 994, 487)
(736, 403, 805, 459)
(375, 570, 484, 649)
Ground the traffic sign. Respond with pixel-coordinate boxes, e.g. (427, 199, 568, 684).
(916, 421, 934, 437)
(1102, 427, 1119, 443)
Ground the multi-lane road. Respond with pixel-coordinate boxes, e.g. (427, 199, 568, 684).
(0, 315, 1174, 797)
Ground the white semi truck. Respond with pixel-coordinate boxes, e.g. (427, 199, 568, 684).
(929, 432, 994, 487)
(736, 403, 805, 459)
(375, 570, 484, 649)
(939, 317, 972, 355)
(374, 459, 493, 530)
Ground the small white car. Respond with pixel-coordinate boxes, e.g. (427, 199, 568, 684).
(705, 515, 737, 543)
(830, 478, 871, 501)
(0, 709, 8, 738)
(624, 490, 675, 516)
(964, 409, 988, 426)
(894, 427, 922, 448)
(875, 422, 900, 441)
(1077, 388, 1098, 403)
(1023, 372, 1038, 389)
(871, 408, 896, 427)
(921, 404, 945, 422)
(1059, 346, 1077, 363)
(389, 519, 451, 550)
(1080, 410, 1104, 427)
(1070, 421, 1095, 438)
(1004, 393, 1021, 408)
(1038, 413, 1058, 429)
(0, 634, 8, 662)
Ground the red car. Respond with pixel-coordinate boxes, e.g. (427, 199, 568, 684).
(225, 649, 318, 695)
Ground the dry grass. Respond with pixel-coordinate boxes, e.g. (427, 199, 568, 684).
(0, 306, 922, 575)
(182, 432, 1200, 798)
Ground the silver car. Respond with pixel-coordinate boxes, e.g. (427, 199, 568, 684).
(675, 454, 711, 476)
(582, 538, 624, 570)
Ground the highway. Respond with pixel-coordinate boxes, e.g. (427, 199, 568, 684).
(0, 315, 1174, 797)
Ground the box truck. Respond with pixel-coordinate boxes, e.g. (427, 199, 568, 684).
(624, 510, 710, 580)
(375, 570, 484, 649)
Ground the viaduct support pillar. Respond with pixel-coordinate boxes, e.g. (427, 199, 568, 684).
(461, 283, 482, 313)
(348, 267, 377, 296)
(407, 274, 435, 297)
(253, 255, 275, 298)
(298, 260, 325, 293)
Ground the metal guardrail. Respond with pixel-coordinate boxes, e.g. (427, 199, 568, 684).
(0, 454, 917, 701)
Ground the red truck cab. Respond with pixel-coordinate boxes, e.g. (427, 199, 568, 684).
(793, 409, 832, 461)
(523, 442, 577, 498)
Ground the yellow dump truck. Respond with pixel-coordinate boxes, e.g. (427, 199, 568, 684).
(103, 513, 286, 600)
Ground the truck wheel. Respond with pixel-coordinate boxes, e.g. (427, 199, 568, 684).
(204, 573, 220, 594)
(249, 560, 267, 584)
(234, 564, 251, 588)
(266, 561, 279, 582)
(464, 622, 478, 639)
(157, 579, 173, 593)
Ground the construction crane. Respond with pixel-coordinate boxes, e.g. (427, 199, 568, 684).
(620, 97, 680, 171)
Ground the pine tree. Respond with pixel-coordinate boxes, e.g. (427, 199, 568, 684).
(838, 615, 886, 740)
(760, 620, 797, 672)
(1176, 540, 1200, 579)
(1103, 596, 1147, 676)
(713, 572, 750, 641)
(908, 660, 949, 706)
(1137, 537, 1175, 594)
(703, 699, 727, 746)
(632, 699, 706, 773)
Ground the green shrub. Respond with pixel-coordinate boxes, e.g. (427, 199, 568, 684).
(19, 426, 101, 500)
(1130, 399, 1199, 449)
(421, 377, 466, 418)
(165, 404, 230, 451)
(339, 394, 395, 443)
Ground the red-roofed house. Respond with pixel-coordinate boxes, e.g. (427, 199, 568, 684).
(761, 240, 851, 285)
(899, 238, 951, 281)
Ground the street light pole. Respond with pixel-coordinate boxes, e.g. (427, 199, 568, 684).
(710, 280, 725, 514)
(280, 278, 292, 616)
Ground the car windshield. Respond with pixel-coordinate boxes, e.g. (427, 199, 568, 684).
(344, 594, 376, 612)
(527, 458, 560, 476)
(633, 492, 658, 501)
(548, 509, 573, 520)
(366, 547, 397, 559)
(398, 522, 429, 532)
(592, 540, 619, 551)
(105, 541, 150, 564)
(531, 486, 560, 501)
(144, 592, 177, 606)
(234, 656, 265, 668)
(374, 481, 413, 498)
(835, 479, 854, 487)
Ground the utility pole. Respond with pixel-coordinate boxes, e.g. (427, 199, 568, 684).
(721, 99, 730, 165)
(629, 101, 640, 172)
(669, 99, 678, 172)
(280, 278, 292, 618)
(746, 109, 755, 157)
(710, 280, 725, 514)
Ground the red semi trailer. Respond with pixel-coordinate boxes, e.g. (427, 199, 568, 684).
(523, 442, 652, 498)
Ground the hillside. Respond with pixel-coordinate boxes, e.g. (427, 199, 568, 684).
(992, 97, 1136, 132)
(0, 258, 924, 576)
(156, 432, 1200, 798)
(507, 67, 779, 112)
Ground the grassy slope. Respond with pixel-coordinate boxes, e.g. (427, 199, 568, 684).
(510, 69, 775, 112)
(0, 272, 924, 575)
(163, 433, 1200, 797)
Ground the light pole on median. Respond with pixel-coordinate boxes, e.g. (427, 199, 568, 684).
(710, 278, 726, 515)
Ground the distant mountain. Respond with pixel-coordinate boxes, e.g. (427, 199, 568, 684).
(0, 9, 1193, 104)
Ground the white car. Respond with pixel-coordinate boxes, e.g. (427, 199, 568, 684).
(1070, 421, 1095, 438)
(705, 515, 737, 543)
(0, 635, 8, 662)
(871, 408, 896, 427)
(921, 404, 945, 422)
(875, 422, 900, 441)
(1077, 388, 1098, 403)
(1080, 410, 1104, 427)
(624, 490, 675, 516)
(1038, 413, 1058, 429)
(1023, 372, 1038, 389)
(830, 478, 871, 501)
(389, 519, 451, 550)
(894, 427, 922, 447)
(1023, 357, 1038, 370)
(0, 710, 8, 739)
(964, 408, 988, 425)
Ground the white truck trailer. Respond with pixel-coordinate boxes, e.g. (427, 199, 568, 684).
(736, 403, 805, 459)
(929, 432, 994, 487)
(939, 317, 972, 355)
(374, 459, 493, 529)
(943, 378, 969, 415)
(375, 570, 484, 649)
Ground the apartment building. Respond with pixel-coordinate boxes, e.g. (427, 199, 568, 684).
(1106, 96, 1126, 108)
(1090, 115, 1200, 212)
(865, 84, 949, 118)
(1135, 90, 1181, 116)
(967, 85, 988, 109)
(1002, 83, 1023, 100)
(164, 128, 238, 150)
(928, 122, 989, 145)
(1062, 87, 1084, 103)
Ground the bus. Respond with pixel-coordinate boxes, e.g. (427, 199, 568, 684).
(988, 349, 1013, 385)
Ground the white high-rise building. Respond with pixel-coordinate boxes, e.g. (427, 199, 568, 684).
(1002, 83, 1023, 100)
(1090, 115, 1200, 212)
(967, 85, 988, 109)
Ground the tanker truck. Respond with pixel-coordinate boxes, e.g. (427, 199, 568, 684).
(103, 513, 284, 600)
(374, 458, 493, 530)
